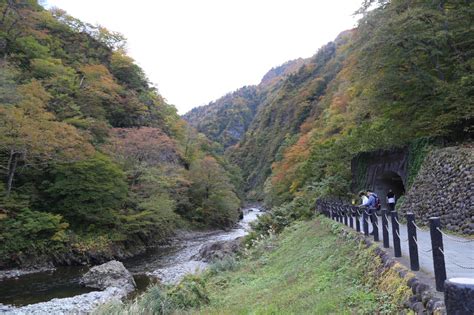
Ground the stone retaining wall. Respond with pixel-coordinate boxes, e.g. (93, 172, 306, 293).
(399, 145, 473, 235)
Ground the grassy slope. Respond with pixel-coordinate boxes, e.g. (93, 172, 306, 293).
(193, 218, 411, 314)
(97, 217, 412, 314)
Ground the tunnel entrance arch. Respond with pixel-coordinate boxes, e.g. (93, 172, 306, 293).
(375, 171, 405, 208)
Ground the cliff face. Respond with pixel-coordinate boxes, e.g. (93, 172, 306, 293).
(399, 145, 474, 235)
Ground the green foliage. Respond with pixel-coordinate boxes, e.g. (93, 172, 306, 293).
(110, 51, 148, 91)
(14, 36, 50, 60)
(209, 256, 239, 274)
(184, 86, 261, 148)
(407, 137, 436, 188)
(0, 207, 69, 262)
(167, 275, 210, 309)
(194, 219, 410, 314)
(0, 61, 20, 104)
(188, 156, 240, 227)
(95, 285, 173, 315)
(0, 0, 243, 268)
(120, 193, 180, 241)
(40, 154, 127, 229)
(250, 196, 313, 236)
(185, 0, 473, 208)
(96, 276, 209, 315)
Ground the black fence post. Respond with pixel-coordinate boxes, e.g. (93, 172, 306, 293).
(406, 213, 419, 271)
(349, 207, 354, 229)
(381, 209, 389, 248)
(429, 217, 447, 292)
(355, 207, 361, 232)
(343, 207, 348, 226)
(371, 210, 379, 242)
(363, 208, 369, 236)
(391, 211, 401, 257)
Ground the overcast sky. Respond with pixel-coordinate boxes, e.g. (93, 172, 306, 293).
(44, 0, 362, 114)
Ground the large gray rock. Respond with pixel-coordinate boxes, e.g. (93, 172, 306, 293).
(80, 260, 136, 293)
(195, 238, 242, 262)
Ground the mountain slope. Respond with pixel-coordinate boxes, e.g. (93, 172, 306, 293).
(185, 0, 473, 203)
(0, 1, 241, 268)
(183, 58, 306, 149)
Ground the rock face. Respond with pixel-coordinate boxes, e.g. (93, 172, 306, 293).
(399, 145, 473, 235)
(195, 238, 242, 262)
(80, 260, 136, 293)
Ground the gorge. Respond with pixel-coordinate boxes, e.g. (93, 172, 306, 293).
(0, 0, 473, 314)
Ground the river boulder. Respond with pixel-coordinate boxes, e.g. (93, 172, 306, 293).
(195, 238, 242, 262)
(80, 260, 136, 293)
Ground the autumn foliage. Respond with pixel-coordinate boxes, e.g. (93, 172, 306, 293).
(0, 1, 241, 267)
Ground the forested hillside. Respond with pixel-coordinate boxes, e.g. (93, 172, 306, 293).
(0, 0, 241, 268)
(183, 59, 306, 149)
(186, 0, 473, 206)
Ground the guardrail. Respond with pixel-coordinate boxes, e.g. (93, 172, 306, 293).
(315, 199, 474, 313)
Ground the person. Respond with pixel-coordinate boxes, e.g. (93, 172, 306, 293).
(367, 189, 378, 200)
(359, 191, 369, 206)
(386, 189, 396, 211)
(359, 191, 375, 234)
(366, 190, 377, 234)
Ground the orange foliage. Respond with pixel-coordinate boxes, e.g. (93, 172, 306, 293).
(299, 120, 314, 134)
(329, 93, 350, 114)
(107, 127, 182, 165)
(271, 132, 311, 194)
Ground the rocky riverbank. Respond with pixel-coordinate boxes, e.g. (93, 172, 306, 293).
(0, 208, 262, 313)
(0, 287, 127, 314)
(0, 261, 136, 314)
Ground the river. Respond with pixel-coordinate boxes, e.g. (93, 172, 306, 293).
(0, 207, 261, 313)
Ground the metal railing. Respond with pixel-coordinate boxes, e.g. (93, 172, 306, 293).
(315, 199, 474, 293)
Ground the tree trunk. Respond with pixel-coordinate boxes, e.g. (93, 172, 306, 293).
(6, 151, 18, 196)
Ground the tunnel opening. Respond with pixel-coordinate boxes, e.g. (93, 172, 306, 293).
(374, 171, 405, 208)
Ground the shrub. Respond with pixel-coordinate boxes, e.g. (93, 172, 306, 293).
(250, 196, 314, 237)
(0, 207, 69, 262)
(209, 255, 239, 274)
(167, 274, 210, 309)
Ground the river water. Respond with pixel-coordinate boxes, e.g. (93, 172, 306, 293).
(0, 207, 261, 309)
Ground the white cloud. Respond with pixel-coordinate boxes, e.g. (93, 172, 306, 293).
(45, 0, 362, 114)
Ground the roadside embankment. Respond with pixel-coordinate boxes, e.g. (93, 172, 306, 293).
(99, 216, 438, 314)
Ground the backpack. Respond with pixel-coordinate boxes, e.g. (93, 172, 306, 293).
(373, 194, 381, 210)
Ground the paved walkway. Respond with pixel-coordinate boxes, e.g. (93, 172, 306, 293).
(355, 215, 474, 279)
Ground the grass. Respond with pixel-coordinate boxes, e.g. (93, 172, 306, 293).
(97, 217, 412, 314)
(192, 219, 402, 314)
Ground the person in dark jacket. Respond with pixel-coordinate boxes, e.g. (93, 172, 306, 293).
(386, 189, 396, 211)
